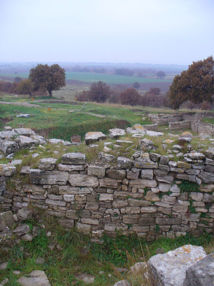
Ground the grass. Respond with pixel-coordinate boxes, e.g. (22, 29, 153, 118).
(0, 214, 213, 286)
(0, 100, 152, 141)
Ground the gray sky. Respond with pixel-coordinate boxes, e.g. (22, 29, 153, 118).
(0, 0, 214, 65)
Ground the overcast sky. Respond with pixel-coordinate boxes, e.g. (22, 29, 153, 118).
(0, 0, 214, 65)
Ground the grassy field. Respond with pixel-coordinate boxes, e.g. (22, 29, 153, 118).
(0, 95, 152, 140)
(0, 213, 213, 286)
(0, 71, 171, 85)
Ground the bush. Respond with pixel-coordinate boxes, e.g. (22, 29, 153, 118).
(120, 88, 141, 105)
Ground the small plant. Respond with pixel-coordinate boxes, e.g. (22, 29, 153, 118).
(155, 224, 160, 233)
(144, 187, 149, 196)
(179, 180, 200, 193)
(189, 200, 196, 214)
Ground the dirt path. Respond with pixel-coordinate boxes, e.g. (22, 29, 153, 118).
(0, 101, 39, 107)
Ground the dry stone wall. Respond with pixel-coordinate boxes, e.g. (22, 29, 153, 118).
(1, 149, 214, 241)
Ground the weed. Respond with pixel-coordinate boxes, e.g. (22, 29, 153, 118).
(180, 180, 200, 193)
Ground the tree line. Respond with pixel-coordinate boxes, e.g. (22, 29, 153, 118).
(0, 57, 214, 110)
(76, 82, 167, 107)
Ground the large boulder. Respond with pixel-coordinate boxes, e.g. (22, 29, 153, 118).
(148, 245, 206, 286)
(184, 252, 214, 286)
(18, 270, 51, 286)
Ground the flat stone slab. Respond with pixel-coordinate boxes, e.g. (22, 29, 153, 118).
(184, 252, 214, 286)
(62, 153, 85, 165)
(146, 130, 164, 137)
(109, 128, 126, 138)
(0, 164, 16, 176)
(85, 132, 106, 144)
(18, 270, 51, 286)
(148, 245, 206, 286)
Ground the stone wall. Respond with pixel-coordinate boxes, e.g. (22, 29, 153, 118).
(191, 120, 214, 137)
(169, 120, 191, 131)
(1, 150, 214, 241)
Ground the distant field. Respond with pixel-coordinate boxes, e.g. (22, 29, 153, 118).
(0, 71, 171, 85)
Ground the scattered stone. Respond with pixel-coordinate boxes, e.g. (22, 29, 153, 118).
(13, 270, 21, 275)
(16, 113, 31, 118)
(36, 257, 45, 264)
(109, 128, 126, 138)
(18, 270, 51, 286)
(76, 273, 95, 284)
(113, 280, 131, 286)
(0, 262, 8, 270)
(85, 131, 106, 144)
(0, 278, 8, 286)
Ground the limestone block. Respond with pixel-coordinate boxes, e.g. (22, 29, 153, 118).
(69, 174, 98, 187)
(148, 245, 206, 286)
(88, 165, 106, 178)
(62, 152, 86, 165)
(39, 158, 57, 171)
(184, 252, 214, 286)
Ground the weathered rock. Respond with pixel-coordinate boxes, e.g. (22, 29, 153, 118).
(0, 211, 14, 231)
(117, 157, 133, 169)
(17, 208, 32, 221)
(141, 169, 153, 180)
(16, 135, 37, 148)
(15, 128, 35, 136)
(0, 140, 18, 154)
(76, 273, 95, 284)
(184, 252, 214, 286)
(62, 153, 85, 165)
(18, 270, 51, 286)
(39, 158, 57, 171)
(0, 164, 16, 176)
(31, 170, 68, 185)
(13, 224, 30, 236)
(85, 131, 106, 144)
(186, 152, 205, 161)
(106, 169, 126, 180)
(113, 280, 131, 286)
(69, 174, 98, 187)
(148, 245, 206, 286)
(0, 262, 8, 270)
(109, 128, 126, 138)
(146, 130, 163, 137)
(88, 165, 106, 178)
